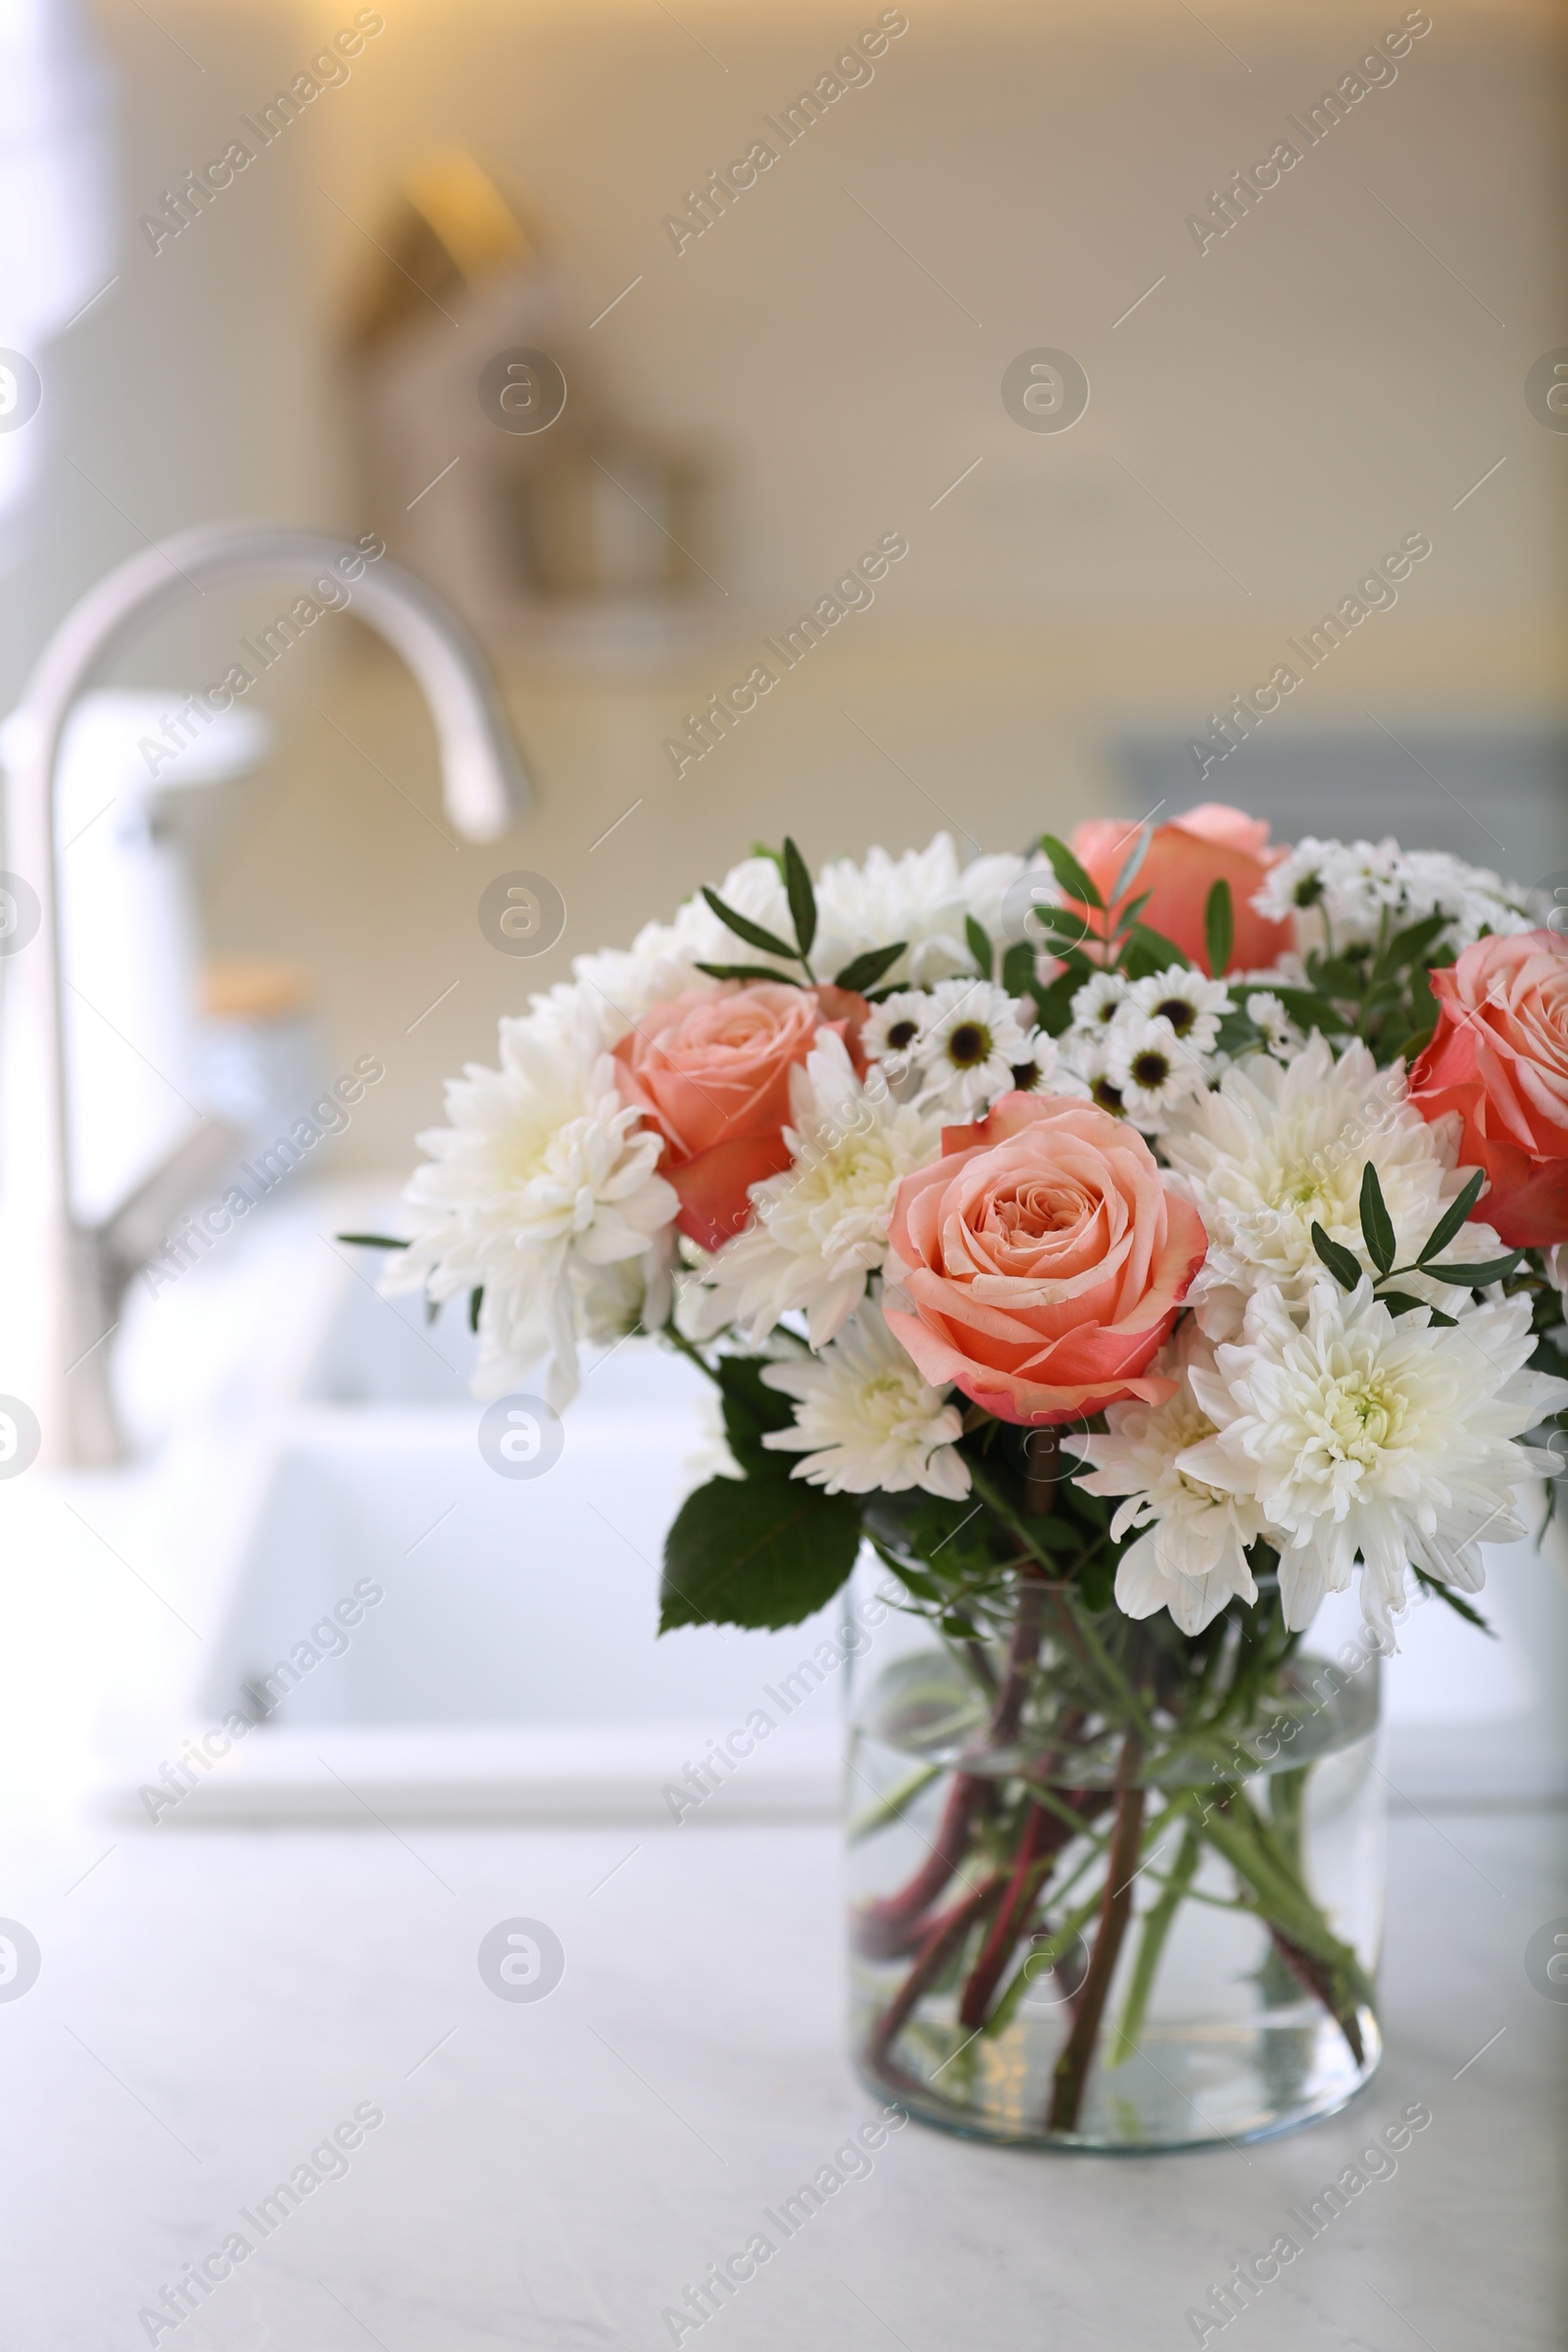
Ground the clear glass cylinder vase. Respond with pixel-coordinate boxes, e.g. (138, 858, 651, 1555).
(846, 1566, 1385, 2153)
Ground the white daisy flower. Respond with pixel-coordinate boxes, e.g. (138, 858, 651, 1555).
(760, 1298, 970, 1498)
(686, 1031, 942, 1348)
(1179, 1281, 1568, 1639)
(911, 978, 1037, 1116)
(1245, 990, 1305, 1059)
(1059, 1032, 1130, 1119)
(1159, 1033, 1508, 1340)
(1069, 970, 1129, 1034)
(1125, 964, 1230, 1058)
(860, 990, 933, 1084)
(1104, 1014, 1207, 1129)
(384, 1004, 678, 1409)
(1005, 1026, 1064, 1096)
(1252, 836, 1533, 957)
(1073, 1329, 1269, 1635)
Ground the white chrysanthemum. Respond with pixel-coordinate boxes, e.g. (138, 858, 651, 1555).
(1104, 1014, 1207, 1129)
(1245, 991, 1305, 1059)
(1069, 970, 1129, 1033)
(1180, 1281, 1568, 1638)
(666, 855, 801, 979)
(911, 978, 1043, 1116)
(686, 1032, 941, 1347)
(567, 922, 715, 1046)
(1074, 1329, 1269, 1635)
(1253, 836, 1533, 957)
(1125, 965, 1231, 1058)
(1160, 1034, 1507, 1339)
(384, 1007, 678, 1409)
(812, 834, 1026, 989)
(760, 1298, 969, 1497)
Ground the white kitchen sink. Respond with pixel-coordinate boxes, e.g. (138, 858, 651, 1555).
(96, 1189, 849, 1824)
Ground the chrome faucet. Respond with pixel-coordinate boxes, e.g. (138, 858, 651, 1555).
(1, 522, 531, 1469)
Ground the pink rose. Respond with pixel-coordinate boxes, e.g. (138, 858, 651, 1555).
(613, 982, 864, 1252)
(883, 1094, 1208, 1426)
(1408, 929, 1568, 1248)
(1068, 803, 1291, 975)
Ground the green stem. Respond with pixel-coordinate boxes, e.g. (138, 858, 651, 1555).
(1107, 1816, 1201, 2066)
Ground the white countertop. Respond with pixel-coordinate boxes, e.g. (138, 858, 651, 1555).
(1, 1801, 1562, 2350)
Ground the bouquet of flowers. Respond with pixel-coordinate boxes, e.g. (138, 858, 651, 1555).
(371, 804, 1568, 2145)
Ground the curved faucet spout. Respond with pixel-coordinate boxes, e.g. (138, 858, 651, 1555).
(0, 521, 532, 1468)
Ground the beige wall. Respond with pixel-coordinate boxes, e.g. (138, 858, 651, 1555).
(8, 0, 1564, 1169)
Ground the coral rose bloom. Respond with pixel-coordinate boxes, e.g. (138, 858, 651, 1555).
(1408, 929, 1568, 1248)
(883, 1094, 1208, 1426)
(613, 982, 862, 1252)
(1068, 803, 1291, 976)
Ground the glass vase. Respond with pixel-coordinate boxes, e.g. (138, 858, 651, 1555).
(847, 1564, 1384, 2152)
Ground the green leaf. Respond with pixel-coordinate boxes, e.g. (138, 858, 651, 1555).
(1418, 1169, 1487, 1264)
(1109, 823, 1152, 906)
(781, 836, 816, 958)
(1375, 1291, 1455, 1326)
(1423, 1253, 1525, 1288)
(1377, 911, 1448, 975)
(335, 1232, 410, 1250)
(1122, 921, 1194, 977)
(1310, 1222, 1363, 1292)
(1313, 956, 1366, 998)
(1411, 1568, 1495, 1637)
(1028, 966, 1081, 1037)
(1079, 1554, 1115, 1612)
(468, 1286, 483, 1334)
(1039, 833, 1103, 911)
(660, 1474, 861, 1632)
(1001, 939, 1035, 997)
(695, 960, 806, 987)
(1270, 987, 1354, 1037)
(965, 914, 994, 977)
(833, 941, 906, 994)
(700, 886, 800, 963)
(712, 1355, 796, 1479)
(1357, 1162, 1396, 1276)
(1204, 878, 1234, 978)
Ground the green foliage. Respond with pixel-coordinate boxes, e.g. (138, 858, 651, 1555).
(1357, 1162, 1396, 1276)
(782, 835, 817, 959)
(710, 1353, 795, 1475)
(1422, 1252, 1524, 1287)
(834, 942, 907, 994)
(1309, 1222, 1362, 1292)
(700, 886, 800, 964)
(1038, 832, 1102, 911)
(661, 1474, 861, 1632)
(1417, 1170, 1486, 1263)
(965, 914, 995, 978)
(1121, 921, 1193, 977)
(1001, 939, 1036, 999)
(336, 1232, 410, 1250)
(696, 960, 806, 986)
(1204, 878, 1234, 979)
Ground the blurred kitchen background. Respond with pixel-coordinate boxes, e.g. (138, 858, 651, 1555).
(2, 0, 1563, 1184)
